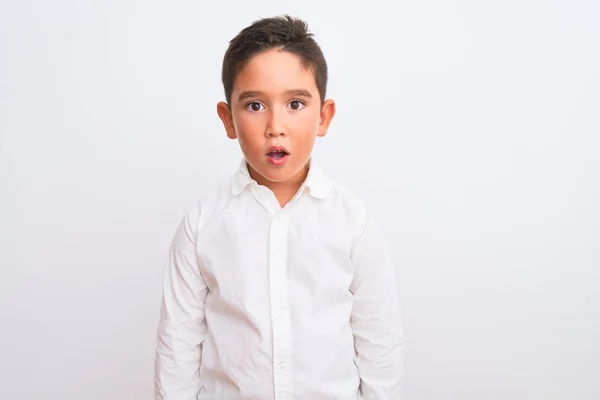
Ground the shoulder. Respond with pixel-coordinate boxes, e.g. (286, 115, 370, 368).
(325, 178, 370, 220)
(319, 176, 372, 249)
(180, 179, 236, 236)
(322, 179, 392, 259)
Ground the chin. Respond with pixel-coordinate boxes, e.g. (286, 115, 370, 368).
(263, 163, 305, 182)
(246, 155, 309, 185)
(260, 168, 294, 183)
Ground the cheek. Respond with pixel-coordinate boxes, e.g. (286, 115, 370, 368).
(234, 114, 264, 145)
(233, 108, 320, 142)
(233, 112, 258, 133)
(292, 110, 321, 133)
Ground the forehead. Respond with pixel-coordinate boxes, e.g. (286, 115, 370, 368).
(233, 50, 318, 98)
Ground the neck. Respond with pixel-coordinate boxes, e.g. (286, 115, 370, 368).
(248, 162, 309, 207)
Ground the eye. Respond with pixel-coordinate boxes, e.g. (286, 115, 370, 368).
(245, 101, 265, 112)
(288, 100, 306, 111)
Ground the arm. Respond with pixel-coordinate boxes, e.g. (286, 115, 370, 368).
(350, 210, 403, 400)
(155, 206, 209, 400)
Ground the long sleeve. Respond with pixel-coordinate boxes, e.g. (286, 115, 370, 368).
(155, 206, 209, 400)
(349, 210, 403, 400)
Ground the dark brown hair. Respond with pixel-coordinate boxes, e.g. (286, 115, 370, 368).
(221, 15, 328, 105)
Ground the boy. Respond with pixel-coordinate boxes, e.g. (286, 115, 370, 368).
(155, 15, 402, 400)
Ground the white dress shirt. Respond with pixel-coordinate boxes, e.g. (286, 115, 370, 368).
(155, 160, 403, 400)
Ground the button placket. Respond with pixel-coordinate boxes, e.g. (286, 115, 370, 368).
(269, 211, 293, 398)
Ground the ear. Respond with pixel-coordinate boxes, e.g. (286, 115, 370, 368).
(317, 99, 336, 138)
(217, 101, 236, 139)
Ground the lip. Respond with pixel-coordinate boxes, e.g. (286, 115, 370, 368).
(266, 145, 289, 154)
(266, 146, 290, 166)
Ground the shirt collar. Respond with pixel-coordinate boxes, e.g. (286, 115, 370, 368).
(230, 158, 331, 200)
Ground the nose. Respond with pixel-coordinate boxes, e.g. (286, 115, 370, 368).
(265, 109, 286, 138)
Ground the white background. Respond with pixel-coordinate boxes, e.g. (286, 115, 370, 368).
(1, 0, 599, 399)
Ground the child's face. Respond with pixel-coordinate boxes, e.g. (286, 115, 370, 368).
(217, 49, 335, 188)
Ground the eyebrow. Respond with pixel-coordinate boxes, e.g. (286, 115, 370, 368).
(238, 89, 313, 101)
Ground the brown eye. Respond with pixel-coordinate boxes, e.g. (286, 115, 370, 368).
(288, 100, 305, 111)
(246, 102, 264, 112)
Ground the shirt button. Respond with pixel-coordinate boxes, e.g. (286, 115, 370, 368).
(278, 362, 287, 370)
(276, 311, 285, 320)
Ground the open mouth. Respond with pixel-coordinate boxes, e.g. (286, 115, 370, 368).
(266, 148, 290, 165)
(268, 150, 288, 159)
